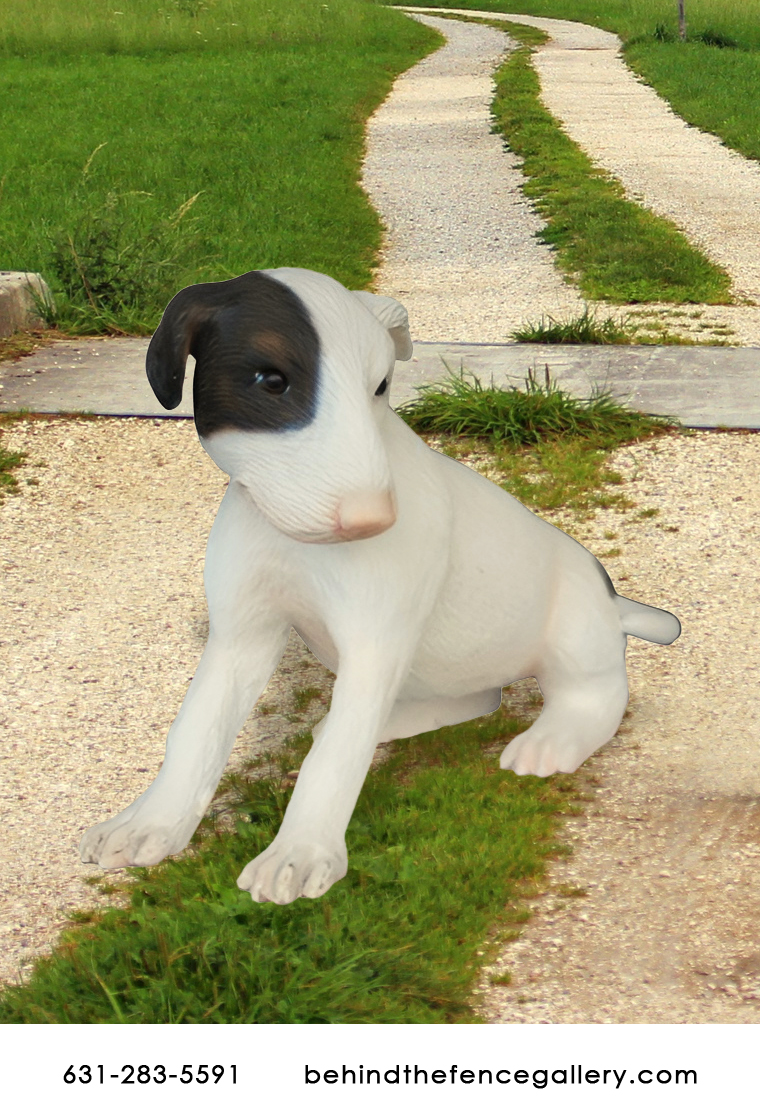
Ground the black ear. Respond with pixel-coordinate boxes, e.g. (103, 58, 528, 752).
(146, 285, 212, 410)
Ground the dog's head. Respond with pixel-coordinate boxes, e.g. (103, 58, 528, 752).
(147, 268, 412, 543)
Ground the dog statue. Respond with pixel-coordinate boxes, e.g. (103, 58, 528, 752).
(80, 268, 680, 903)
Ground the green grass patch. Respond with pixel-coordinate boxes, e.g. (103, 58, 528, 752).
(486, 20, 732, 304)
(291, 687, 324, 713)
(0, 0, 432, 58)
(512, 306, 715, 346)
(0, 438, 25, 501)
(398, 369, 676, 513)
(0, 1, 440, 333)
(397, 367, 674, 448)
(512, 307, 630, 344)
(488, 437, 631, 514)
(0, 714, 574, 1024)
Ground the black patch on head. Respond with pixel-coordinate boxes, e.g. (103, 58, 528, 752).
(146, 271, 320, 438)
(595, 557, 616, 598)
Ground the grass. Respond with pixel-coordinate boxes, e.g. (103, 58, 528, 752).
(485, 19, 732, 304)
(0, 379, 669, 1023)
(397, 367, 674, 448)
(291, 687, 324, 713)
(0, 438, 25, 500)
(512, 307, 630, 344)
(408, 2, 760, 163)
(0, 716, 575, 1023)
(0, 408, 39, 501)
(0, 1, 440, 334)
(403, 2, 760, 51)
(0, 0, 381, 56)
(512, 306, 731, 346)
(397, 368, 677, 513)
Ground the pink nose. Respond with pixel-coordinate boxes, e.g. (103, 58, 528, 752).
(335, 489, 397, 540)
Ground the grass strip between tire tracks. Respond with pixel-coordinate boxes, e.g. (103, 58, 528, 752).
(475, 16, 733, 305)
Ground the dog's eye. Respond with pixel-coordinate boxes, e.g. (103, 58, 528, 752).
(375, 377, 388, 397)
(254, 370, 289, 395)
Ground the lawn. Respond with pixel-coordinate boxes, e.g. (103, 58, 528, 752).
(0, 0, 440, 333)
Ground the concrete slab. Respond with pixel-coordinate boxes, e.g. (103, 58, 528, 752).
(0, 338, 190, 417)
(402, 342, 760, 428)
(1, 336, 759, 428)
(0, 272, 54, 338)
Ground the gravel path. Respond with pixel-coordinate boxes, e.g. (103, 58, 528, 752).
(362, 14, 585, 340)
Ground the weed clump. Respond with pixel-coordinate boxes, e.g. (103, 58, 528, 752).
(397, 369, 674, 449)
(0, 438, 25, 500)
(46, 188, 203, 335)
(651, 23, 739, 49)
(512, 307, 630, 345)
(691, 28, 739, 49)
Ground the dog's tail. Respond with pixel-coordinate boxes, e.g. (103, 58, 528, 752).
(616, 594, 681, 645)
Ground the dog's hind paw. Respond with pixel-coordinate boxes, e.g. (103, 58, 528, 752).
(237, 837, 348, 904)
(80, 810, 198, 869)
(499, 728, 592, 777)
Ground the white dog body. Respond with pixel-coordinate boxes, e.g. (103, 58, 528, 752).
(80, 267, 679, 903)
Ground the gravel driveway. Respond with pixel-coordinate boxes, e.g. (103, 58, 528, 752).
(386, 9, 760, 344)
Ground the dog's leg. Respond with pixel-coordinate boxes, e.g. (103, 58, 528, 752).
(79, 621, 290, 868)
(81, 484, 290, 869)
(378, 687, 503, 741)
(499, 637, 629, 778)
(237, 641, 411, 904)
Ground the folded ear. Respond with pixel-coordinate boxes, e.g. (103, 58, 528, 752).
(351, 291, 413, 361)
(146, 286, 212, 410)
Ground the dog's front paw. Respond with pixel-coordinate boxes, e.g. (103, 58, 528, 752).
(80, 809, 199, 869)
(237, 837, 348, 904)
